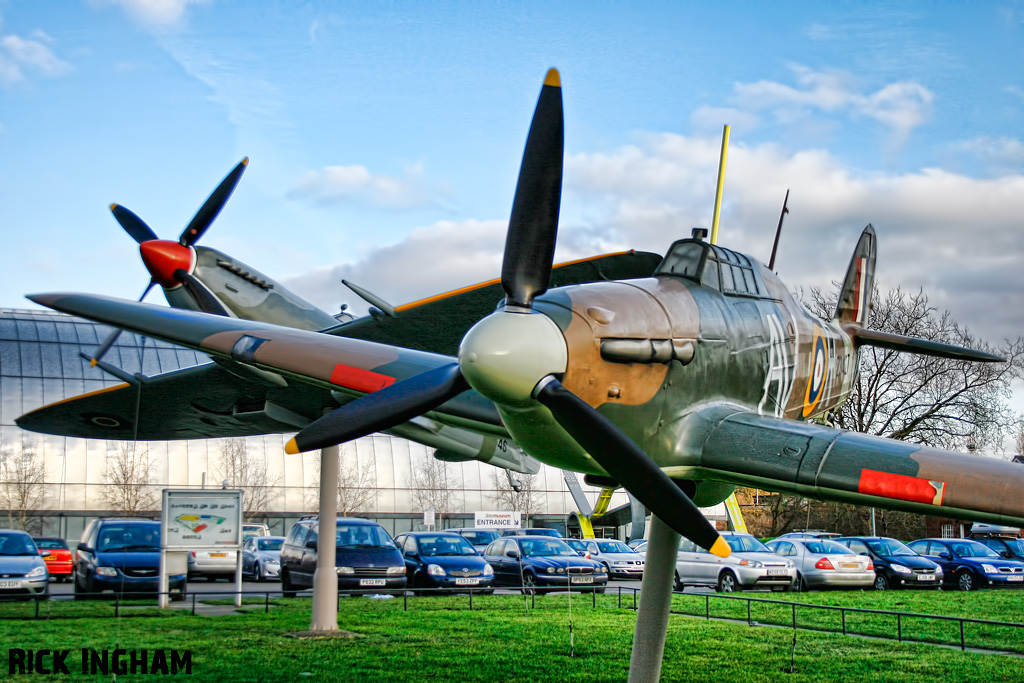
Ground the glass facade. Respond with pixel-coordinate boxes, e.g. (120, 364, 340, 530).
(0, 308, 624, 540)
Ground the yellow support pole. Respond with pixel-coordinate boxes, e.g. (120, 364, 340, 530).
(724, 492, 748, 534)
(578, 516, 596, 539)
(592, 487, 615, 518)
(709, 124, 730, 245)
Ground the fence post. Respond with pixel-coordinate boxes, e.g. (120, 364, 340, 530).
(705, 594, 710, 620)
(747, 598, 751, 626)
(897, 614, 902, 642)
(632, 588, 636, 611)
(469, 589, 473, 611)
(192, 593, 196, 616)
(404, 590, 408, 612)
(592, 588, 596, 609)
(618, 586, 622, 609)
(791, 603, 796, 630)
(115, 594, 120, 619)
(265, 592, 269, 614)
(960, 620, 965, 651)
(841, 609, 846, 635)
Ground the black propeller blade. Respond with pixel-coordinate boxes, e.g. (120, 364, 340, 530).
(179, 157, 249, 247)
(535, 376, 729, 556)
(111, 204, 159, 244)
(500, 69, 563, 309)
(89, 281, 157, 366)
(175, 270, 231, 317)
(285, 363, 469, 454)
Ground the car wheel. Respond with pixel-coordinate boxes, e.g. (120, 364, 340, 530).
(253, 563, 261, 582)
(73, 573, 89, 601)
(717, 570, 738, 593)
(874, 574, 889, 591)
(674, 572, 683, 592)
(957, 570, 977, 592)
(521, 572, 539, 596)
(281, 570, 297, 598)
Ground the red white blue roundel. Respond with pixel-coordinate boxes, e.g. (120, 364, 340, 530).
(803, 327, 828, 417)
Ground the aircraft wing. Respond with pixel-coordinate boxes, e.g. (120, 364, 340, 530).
(329, 250, 662, 356)
(20, 293, 503, 439)
(671, 405, 1024, 527)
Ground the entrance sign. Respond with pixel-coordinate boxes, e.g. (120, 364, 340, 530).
(474, 511, 522, 530)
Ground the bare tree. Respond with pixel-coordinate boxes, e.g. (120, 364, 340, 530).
(306, 448, 378, 516)
(99, 441, 158, 516)
(216, 438, 282, 521)
(0, 440, 49, 534)
(809, 285, 1024, 451)
(488, 469, 543, 526)
(408, 452, 462, 526)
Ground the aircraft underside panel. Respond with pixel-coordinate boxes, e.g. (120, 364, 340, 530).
(683, 406, 1024, 527)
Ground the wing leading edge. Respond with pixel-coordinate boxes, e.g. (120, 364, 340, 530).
(669, 406, 1024, 527)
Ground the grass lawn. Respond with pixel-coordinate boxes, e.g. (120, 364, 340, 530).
(2, 590, 1024, 682)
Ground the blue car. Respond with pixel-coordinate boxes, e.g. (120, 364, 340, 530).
(393, 532, 495, 594)
(74, 519, 186, 600)
(483, 536, 607, 595)
(908, 538, 1024, 591)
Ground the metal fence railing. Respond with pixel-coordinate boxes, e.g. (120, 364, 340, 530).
(3, 586, 1023, 655)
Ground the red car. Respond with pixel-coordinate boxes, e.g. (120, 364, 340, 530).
(33, 537, 73, 581)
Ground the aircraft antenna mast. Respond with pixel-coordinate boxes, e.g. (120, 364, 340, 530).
(768, 189, 790, 270)
(709, 124, 730, 245)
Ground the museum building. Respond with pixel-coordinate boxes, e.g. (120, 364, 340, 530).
(0, 307, 631, 542)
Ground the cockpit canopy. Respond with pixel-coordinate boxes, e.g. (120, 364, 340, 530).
(655, 239, 771, 299)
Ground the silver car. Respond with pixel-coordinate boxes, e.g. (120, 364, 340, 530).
(188, 549, 238, 581)
(568, 539, 645, 579)
(0, 530, 50, 600)
(766, 538, 874, 591)
(670, 531, 796, 592)
(242, 535, 284, 581)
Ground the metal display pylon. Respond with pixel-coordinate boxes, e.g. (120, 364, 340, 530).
(627, 515, 681, 683)
(309, 444, 339, 631)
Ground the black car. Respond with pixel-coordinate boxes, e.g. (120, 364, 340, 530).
(971, 535, 1024, 562)
(393, 532, 495, 594)
(836, 536, 942, 590)
(482, 536, 607, 595)
(279, 517, 406, 596)
(908, 538, 1024, 591)
(74, 519, 186, 600)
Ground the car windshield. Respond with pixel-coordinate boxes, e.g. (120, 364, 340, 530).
(805, 540, 853, 555)
(524, 529, 561, 537)
(0, 533, 38, 556)
(866, 539, 916, 556)
(416, 535, 477, 557)
(724, 535, 772, 553)
(1002, 539, 1024, 555)
(461, 531, 499, 545)
(566, 540, 587, 551)
(951, 541, 1000, 559)
(97, 526, 159, 552)
(334, 524, 395, 548)
(520, 539, 577, 557)
(33, 538, 68, 550)
(597, 541, 633, 554)
(257, 539, 283, 551)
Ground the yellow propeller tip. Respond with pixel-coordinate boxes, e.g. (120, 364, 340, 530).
(242, 157, 249, 165)
(109, 204, 118, 211)
(709, 536, 731, 558)
(89, 358, 99, 367)
(284, 438, 300, 455)
(544, 68, 561, 87)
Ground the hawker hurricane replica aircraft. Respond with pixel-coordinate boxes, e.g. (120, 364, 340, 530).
(23, 70, 1024, 560)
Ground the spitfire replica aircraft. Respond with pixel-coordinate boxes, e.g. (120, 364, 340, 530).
(20, 69, 1024, 679)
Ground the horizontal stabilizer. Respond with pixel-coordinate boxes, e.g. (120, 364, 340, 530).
(850, 327, 1004, 363)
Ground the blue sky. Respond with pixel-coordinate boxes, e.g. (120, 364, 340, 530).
(2, 1, 1023, 348)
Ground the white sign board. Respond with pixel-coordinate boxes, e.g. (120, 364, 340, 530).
(423, 509, 435, 528)
(161, 489, 243, 550)
(474, 511, 522, 530)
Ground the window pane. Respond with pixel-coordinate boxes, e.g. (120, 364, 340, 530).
(20, 342, 42, 377)
(55, 323, 79, 344)
(35, 321, 58, 342)
(75, 323, 100, 345)
(15, 319, 39, 342)
(40, 344, 63, 378)
(0, 341, 22, 377)
(0, 318, 17, 341)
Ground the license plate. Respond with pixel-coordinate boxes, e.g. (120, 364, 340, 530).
(766, 568, 788, 576)
(455, 578, 480, 585)
(359, 578, 386, 587)
(0, 580, 19, 588)
(1008, 575, 1024, 582)
(43, 556, 55, 561)
(570, 576, 593, 584)
(917, 575, 936, 581)
(210, 553, 227, 558)
(839, 563, 860, 570)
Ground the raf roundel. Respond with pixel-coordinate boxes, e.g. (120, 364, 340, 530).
(802, 327, 828, 418)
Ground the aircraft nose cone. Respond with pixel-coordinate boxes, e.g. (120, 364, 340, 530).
(458, 310, 568, 407)
(139, 240, 195, 288)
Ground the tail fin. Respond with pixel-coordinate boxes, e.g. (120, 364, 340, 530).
(834, 224, 876, 326)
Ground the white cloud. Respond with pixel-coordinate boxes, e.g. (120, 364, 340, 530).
(287, 162, 452, 211)
(91, 0, 210, 29)
(0, 32, 71, 85)
(731, 64, 933, 147)
(947, 136, 1024, 176)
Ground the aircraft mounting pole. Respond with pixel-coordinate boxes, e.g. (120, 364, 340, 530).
(310, 444, 339, 631)
(627, 515, 681, 683)
(709, 124, 730, 245)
